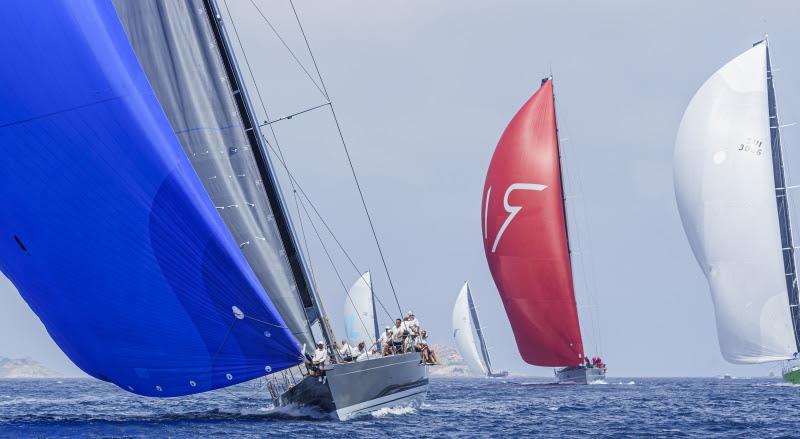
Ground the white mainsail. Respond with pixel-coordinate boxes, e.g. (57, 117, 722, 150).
(674, 42, 797, 363)
(343, 272, 376, 346)
(452, 282, 488, 375)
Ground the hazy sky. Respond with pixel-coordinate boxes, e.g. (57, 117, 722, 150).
(2, 0, 799, 378)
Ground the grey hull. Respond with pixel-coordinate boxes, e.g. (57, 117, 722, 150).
(277, 353, 428, 420)
(555, 367, 606, 384)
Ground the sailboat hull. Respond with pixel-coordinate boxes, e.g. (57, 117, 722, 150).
(555, 367, 606, 384)
(276, 353, 428, 420)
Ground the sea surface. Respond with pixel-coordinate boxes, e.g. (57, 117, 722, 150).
(1, 376, 798, 438)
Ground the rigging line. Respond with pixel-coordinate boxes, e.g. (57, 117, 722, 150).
(259, 133, 396, 322)
(247, 0, 327, 99)
(555, 119, 603, 354)
(288, 0, 329, 99)
(329, 94, 404, 316)
(286, 0, 404, 317)
(293, 190, 320, 295)
(296, 194, 374, 343)
(222, 0, 323, 324)
(259, 101, 331, 126)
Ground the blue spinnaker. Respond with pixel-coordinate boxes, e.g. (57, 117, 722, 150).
(0, 1, 301, 396)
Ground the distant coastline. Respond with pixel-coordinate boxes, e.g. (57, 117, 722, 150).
(0, 357, 63, 379)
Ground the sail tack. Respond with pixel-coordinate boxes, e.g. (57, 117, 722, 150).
(0, 1, 301, 396)
(674, 42, 797, 363)
(452, 283, 488, 375)
(344, 272, 376, 346)
(482, 79, 584, 367)
(113, 0, 316, 349)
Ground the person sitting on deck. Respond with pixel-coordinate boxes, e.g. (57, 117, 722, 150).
(391, 318, 406, 354)
(338, 339, 354, 362)
(415, 330, 438, 365)
(405, 311, 420, 332)
(354, 342, 372, 362)
(584, 357, 592, 368)
(380, 326, 394, 356)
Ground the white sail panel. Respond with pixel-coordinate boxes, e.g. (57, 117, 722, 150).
(674, 43, 796, 363)
(452, 283, 487, 375)
(344, 272, 375, 346)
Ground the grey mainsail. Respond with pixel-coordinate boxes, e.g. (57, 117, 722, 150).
(113, 0, 316, 348)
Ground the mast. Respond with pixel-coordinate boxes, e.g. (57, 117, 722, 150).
(764, 39, 800, 351)
(201, 0, 335, 349)
(550, 76, 584, 360)
(466, 285, 494, 375)
(370, 275, 381, 350)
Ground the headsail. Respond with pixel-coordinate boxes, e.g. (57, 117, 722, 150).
(482, 79, 584, 367)
(452, 283, 488, 375)
(344, 272, 377, 346)
(674, 42, 798, 363)
(0, 1, 300, 396)
(113, 0, 317, 349)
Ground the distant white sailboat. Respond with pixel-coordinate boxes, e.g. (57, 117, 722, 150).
(452, 282, 508, 378)
(674, 38, 800, 383)
(343, 272, 379, 349)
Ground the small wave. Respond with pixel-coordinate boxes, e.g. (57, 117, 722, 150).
(259, 403, 334, 421)
(370, 406, 417, 418)
(589, 380, 608, 385)
(547, 406, 560, 411)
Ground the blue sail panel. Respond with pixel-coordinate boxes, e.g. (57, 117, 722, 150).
(0, 0, 301, 396)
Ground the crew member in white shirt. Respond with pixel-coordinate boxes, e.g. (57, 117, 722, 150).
(380, 326, 393, 356)
(338, 339, 354, 362)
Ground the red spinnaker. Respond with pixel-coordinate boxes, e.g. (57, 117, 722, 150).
(481, 79, 584, 367)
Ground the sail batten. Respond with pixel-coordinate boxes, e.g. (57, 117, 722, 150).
(674, 42, 797, 363)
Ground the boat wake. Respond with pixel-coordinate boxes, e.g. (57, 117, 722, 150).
(369, 405, 417, 418)
(588, 380, 608, 385)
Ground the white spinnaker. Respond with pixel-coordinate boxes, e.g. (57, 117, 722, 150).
(343, 272, 374, 347)
(452, 282, 488, 375)
(674, 42, 796, 363)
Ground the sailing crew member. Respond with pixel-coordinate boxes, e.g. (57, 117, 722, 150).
(415, 330, 438, 365)
(354, 342, 371, 362)
(338, 339, 354, 362)
(305, 341, 327, 378)
(405, 311, 420, 330)
(391, 318, 406, 354)
(380, 326, 394, 356)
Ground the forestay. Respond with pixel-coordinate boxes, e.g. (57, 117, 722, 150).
(112, 0, 316, 349)
(674, 42, 797, 363)
(0, 1, 300, 397)
(452, 283, 488, 375)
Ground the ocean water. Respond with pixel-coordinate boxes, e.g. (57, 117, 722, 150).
(1, 376, 798, 438)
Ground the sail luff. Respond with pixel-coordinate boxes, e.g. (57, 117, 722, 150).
(200, 0, 328, 347)
(765, 42, 800, 350)
(466, 285, 493, 374)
